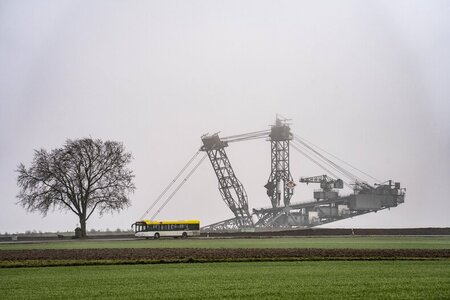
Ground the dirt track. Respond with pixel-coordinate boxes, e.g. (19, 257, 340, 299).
(1, 248, 449, 262)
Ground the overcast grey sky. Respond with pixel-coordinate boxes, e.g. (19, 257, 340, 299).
(1, 0, 449, 233)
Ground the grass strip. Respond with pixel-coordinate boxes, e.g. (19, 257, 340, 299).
(2, 261, 449, 299)
(2, 236, 450, 250)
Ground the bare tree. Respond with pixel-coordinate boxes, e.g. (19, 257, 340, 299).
(16, 138, 135, 238)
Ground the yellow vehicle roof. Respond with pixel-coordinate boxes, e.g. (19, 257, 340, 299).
(139, 220, 200, 225)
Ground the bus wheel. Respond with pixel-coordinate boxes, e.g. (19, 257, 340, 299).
(182, 232, 187, 239)
(154, 233, 160, 239)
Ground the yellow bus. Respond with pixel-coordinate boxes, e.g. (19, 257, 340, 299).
(132, 220, 200, 239)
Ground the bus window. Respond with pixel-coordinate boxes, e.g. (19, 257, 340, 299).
(188, 224, 199, 230)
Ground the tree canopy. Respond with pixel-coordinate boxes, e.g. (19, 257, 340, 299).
(16, 138, 135, 238)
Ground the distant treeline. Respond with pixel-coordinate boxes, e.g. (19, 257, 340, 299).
(1, 228, 134, 236)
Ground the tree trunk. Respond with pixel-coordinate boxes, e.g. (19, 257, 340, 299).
(79, 216, 87, 239)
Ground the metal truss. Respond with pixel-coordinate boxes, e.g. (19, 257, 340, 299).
(253, 181, 405, 229)
(265, 119, 294, 208)
(201, 217, 254, 232)
(198, 119, 405, 232)
(201, 134, 254, 228)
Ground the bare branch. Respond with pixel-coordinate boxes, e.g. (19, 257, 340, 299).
(16, 138, 135, 238)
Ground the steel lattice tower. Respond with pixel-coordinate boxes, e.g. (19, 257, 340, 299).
(265, 119, 294, 208)
(201, 134, 253, 228)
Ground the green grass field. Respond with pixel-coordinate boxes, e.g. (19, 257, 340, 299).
(0, 261, 449, 299)
(1, 236, 450, 250)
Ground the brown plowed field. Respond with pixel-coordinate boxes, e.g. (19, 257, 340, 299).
(1, 248, 449, 262)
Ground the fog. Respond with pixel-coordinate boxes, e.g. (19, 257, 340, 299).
(1, 0, 449, 233)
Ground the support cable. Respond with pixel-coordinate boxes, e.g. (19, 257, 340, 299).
(222, 130, 270, 142)
(294, 134, 381, 183)
(140, 150, 201, 220)
(291, 143, 353, 189)
(291, 144, 340, 181)
(226, 134, 269, 144)
(293, 138, 360, 182)
(150, 153, 208, 220)
(292, 140, 358, 186)
(293, 137, 363, 183)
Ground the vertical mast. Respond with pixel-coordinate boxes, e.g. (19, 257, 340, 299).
(265, 117, 294, 207)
